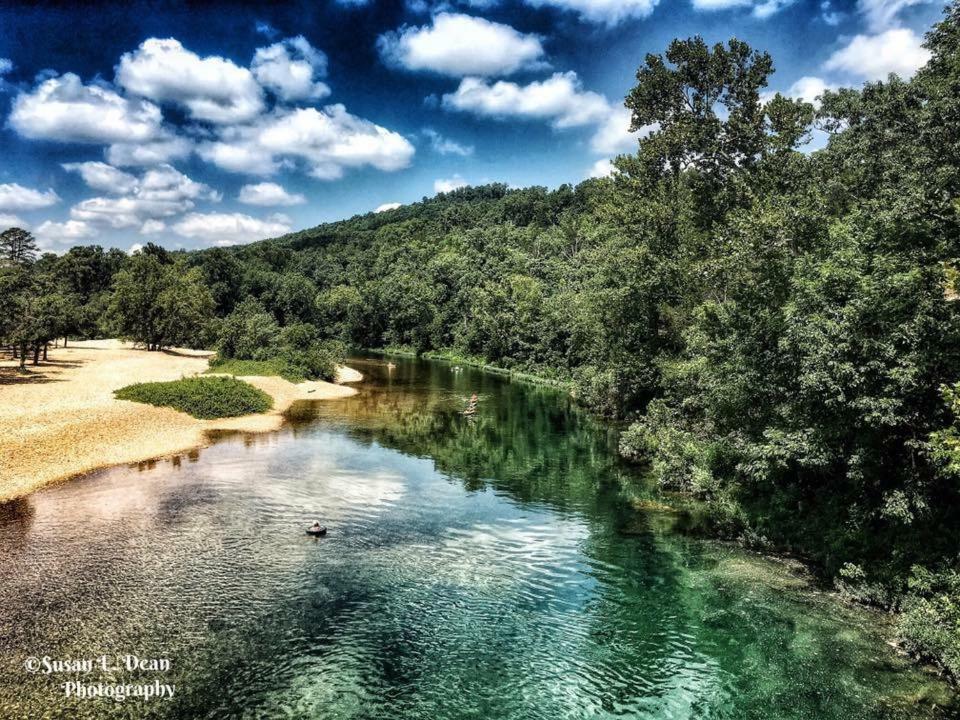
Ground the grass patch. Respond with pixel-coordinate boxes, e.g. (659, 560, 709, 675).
(115, 376, 272, 419)
(206, 358, 306, 383)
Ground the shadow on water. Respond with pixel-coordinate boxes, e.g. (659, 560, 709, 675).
(0, 355, 955, 719)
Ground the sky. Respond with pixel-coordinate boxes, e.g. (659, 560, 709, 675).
(0, 0, 946, 252)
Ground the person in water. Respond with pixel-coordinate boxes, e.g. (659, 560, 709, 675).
(310, 521, 323, 532)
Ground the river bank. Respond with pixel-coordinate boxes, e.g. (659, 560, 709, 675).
(0, 340, 361, 502)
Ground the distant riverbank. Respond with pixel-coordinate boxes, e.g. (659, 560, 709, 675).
(0, 340, 361, 501)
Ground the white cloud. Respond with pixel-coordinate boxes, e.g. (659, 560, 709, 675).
(252, 36, 330, 101)
(116, 38, 264, 124)
(590, 107, 651, 155)
(0, 58, 12, 75)
(691, 0, 795, 16)
(35, 220, 97, 248)
(197, 141, 277, 175)
(9, 73, 163, 144)
(434, 176, 468, 193)
(374, 202, 402, 213)
(238, 182, 306, 206)
(443, 72, 647, 159)
(442, 72, 609, 128)
(588, 158, 616, 178)
(378, 13, 545, 77)
(0, 213, 28, 229)
(70, 165, 218, 228)
(139, 164, 219, 202)
(524, 0, 658, 24)
(0, 183, 59, 211)
(172, 211, 292, 245)
(823, 28, 930, 80)
(768, 76, 838, 108)
(62, 161, 139, 194)
(70, 197, 159, 228)
(139, 220, 166, 235)
(199, 105, 415, 179)
(858, 0, 933, 31)
(128, 242, 144, 254)
(106, 136, 193, 167)
(423, 128, 474, 156)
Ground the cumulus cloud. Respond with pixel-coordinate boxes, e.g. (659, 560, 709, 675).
(0, 183, 60, 211)
(590, 107, 650, 155)
(434, 175, 468, 193)
(524, 0, 658, 24)
(374, 202, 402, 213)
(128, 242, 144, 254)
(252, 36, 330, 102)
(0, 58, 12, 75)
(199, 105, 415, 179)
(423, 128, 474, 156)
(140, 219, 166, 235)
(35, 220, 97, 248)
(62, 161, 139, 194)
(116, 38, 264, 124)
(172, 211, 292, 245)
(238, 182, 306, 206)
(442, 72, 609, 127)
(9, 73, 163, 144)
(70, 165, 218, 228)
(378, 13, 545, 76)
(0, 213, 28, 229)
(443, 72, 647, 160)
(765, 76, 838, 108)
(691, 0, 795, 16)
(823, 28, 930, 80)
(106, 136, 193, 167)
(588, 158, 616, 178)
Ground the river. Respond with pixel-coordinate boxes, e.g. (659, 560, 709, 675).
(0, 356, 954, 719)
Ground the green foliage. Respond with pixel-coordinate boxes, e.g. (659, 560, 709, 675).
(108, 250, 214, 351)
(15, 7, 960, 675)
(206, 358, 307, 383)
(898, 566, 960, 677)
(114, 376, 272, 419)
(214, 300, 343, 381)
(216, 298, 280, 361)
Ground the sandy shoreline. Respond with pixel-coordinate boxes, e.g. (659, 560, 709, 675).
(0, 340, 361, 502)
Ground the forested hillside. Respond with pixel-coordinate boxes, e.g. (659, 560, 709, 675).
(5, 1, 960, 676)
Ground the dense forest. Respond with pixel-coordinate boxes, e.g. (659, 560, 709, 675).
(4, 1, 960, 676)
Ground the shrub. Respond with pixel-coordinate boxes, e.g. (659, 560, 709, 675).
(216, 298, 280, 360)
(898, 566, 960, 677)
(207, 340, 345, 383)
(278, 340, 345, 382)
(115, 376, 272, 419)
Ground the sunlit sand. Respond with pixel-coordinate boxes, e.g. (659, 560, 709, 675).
(0, 339, 360, 501)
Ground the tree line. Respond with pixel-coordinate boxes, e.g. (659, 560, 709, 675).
(4, 1, 960, 673)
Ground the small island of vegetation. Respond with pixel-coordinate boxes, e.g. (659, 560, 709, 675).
(115, 376, 273, 420)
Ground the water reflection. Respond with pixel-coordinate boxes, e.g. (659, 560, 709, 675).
(0, 357, 953, 719)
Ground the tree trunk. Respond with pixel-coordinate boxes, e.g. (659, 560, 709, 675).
(43, 344, 48, 361)
(18, 342, 26, 369)
(32, 344, 40, 366)
(64, 336, 68, 348)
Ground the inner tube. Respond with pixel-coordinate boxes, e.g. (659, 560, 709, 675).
(306, 527, 327, 536)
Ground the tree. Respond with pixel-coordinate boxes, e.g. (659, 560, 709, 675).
(108, 255, 214, 351)
(0, 227, 38, 267)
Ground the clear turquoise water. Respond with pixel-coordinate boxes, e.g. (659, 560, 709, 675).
(0, 357, 954, 719)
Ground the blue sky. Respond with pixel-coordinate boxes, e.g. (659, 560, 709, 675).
(0, 0, 945, 251)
